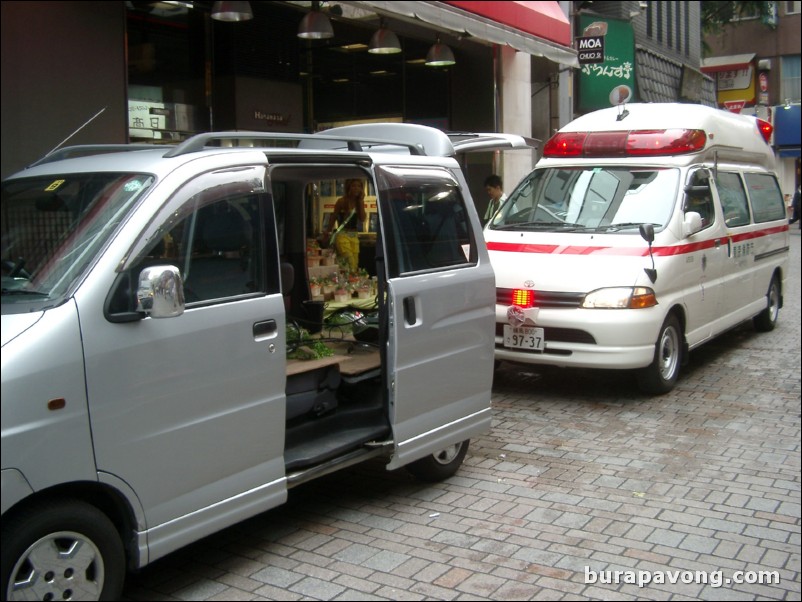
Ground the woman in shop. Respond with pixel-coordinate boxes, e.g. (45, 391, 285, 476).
(327, 178, 367, 272)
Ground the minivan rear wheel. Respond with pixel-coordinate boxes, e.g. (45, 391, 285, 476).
(636, 314, 682, 395)
(405, 440, 469, 482)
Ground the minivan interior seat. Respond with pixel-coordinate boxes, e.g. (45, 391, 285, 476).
(187, 206, 251, 300)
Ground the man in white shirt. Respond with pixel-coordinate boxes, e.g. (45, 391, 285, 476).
(483, 174, 507, 225)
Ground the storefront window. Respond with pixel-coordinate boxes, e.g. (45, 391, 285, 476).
(126, 4, 209, 142)
(126, 3, 452, 139)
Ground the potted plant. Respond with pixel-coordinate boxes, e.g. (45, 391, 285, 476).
(333, 286, 350, 303)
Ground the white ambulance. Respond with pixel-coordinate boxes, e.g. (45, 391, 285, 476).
(487, 103, 790, 394)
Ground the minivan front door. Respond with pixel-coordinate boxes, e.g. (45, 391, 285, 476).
(375, 165, 495, 469)
(81, 166, 287, 560)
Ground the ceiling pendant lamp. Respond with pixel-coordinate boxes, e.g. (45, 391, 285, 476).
(368, 19, 402, 54)
(425, 37, 455, 67)
(211, 1, 253, 22)
(298, 2, 334, 39)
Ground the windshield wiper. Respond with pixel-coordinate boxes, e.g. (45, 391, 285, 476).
(596, 222, 661, 232)
(493, 220, 587, 231)
(1, 288, 47, 296)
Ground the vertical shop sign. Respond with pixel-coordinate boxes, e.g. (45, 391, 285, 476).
(758, 71, 769, 105)
(578, 16, 636, 112)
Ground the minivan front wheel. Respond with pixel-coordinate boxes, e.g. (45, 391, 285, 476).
(405, 440, 469, 482)
(1, 499, 125, 602)
(637, 314, 682, 395)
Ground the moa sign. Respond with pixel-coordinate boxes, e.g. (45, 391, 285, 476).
(577, 35, 604, 64)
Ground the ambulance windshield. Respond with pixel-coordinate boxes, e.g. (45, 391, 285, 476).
(490, 167, 679, 233)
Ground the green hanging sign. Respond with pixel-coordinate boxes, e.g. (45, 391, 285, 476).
(578, 15, 637, 112)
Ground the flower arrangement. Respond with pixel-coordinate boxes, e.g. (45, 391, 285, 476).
(321, 277, 337, 295)
(306, 239, 321, 254)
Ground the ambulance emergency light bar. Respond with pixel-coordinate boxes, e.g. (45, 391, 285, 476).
(543, 120, 773, 158)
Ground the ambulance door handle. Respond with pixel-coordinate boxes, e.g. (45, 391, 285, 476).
(714, 239, 721, 249)
(403, 296, 416, 325)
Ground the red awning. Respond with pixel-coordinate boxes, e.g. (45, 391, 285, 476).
(700, 53, 755, 74)
(353, 1, 577, 66)
(443, 1, 571, 47)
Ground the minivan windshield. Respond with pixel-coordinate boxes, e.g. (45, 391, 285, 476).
(489, 166, 679, 232)
(1, 173, 154, 307)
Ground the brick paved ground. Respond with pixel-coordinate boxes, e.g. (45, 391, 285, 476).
(123, 232, 800, 601)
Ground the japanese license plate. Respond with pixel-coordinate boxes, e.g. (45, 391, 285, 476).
(503, 325, 545, 351)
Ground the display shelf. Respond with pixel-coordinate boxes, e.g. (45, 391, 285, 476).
(308, 265, 338, 280)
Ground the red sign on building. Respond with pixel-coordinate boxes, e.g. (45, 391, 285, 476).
(723, 100, 746, 113)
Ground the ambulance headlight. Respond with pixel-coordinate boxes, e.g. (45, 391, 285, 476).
(582, 287, 657, 309)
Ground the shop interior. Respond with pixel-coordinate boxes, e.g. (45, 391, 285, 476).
(126, 2, 453, 141)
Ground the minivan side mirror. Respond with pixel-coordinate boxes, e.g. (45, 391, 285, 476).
(136, 265, 185, 318)
(682, 211, 703, 237)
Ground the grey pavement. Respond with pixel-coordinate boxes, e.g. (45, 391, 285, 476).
(123, 231, 801, 601)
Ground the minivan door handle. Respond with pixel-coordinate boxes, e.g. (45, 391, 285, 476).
(253, 319, 278, 341)
(403, 296, 416, 325)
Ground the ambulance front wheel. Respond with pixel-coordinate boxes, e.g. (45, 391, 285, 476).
(637, 314, 682, 395)
(405, 440, 469, 482)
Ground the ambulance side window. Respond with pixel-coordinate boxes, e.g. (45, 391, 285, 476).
(744, 173, 786, 223)
(684, 171, 715, 229)
(714, 172, 750, 227)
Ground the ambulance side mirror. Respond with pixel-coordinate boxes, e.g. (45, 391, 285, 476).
(639, 224, 657, 284)
(683, 211, 703, 237)
(638, 223, 654, 243)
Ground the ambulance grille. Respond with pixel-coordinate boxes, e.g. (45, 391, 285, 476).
(496, 288, 585, 309)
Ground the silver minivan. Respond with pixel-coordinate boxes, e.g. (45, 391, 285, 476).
(1, 124, 531, 600)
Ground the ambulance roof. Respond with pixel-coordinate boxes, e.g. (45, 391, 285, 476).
(548, 103, 775, 169)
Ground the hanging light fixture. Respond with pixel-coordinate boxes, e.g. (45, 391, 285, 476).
(425, 37, 455, 67)
(298, 1, 334, 39)
(368, 19, 402, 54)
(210, 1, 253, 22)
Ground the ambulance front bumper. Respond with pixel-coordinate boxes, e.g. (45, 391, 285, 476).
(494, 305, 663, 370)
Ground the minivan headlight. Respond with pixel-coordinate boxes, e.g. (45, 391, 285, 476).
(582, 287, 657, 309)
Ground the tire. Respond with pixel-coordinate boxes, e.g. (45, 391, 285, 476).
(753, 275, 780, 332)
(1, 499, 125, 602)
(405, 440, 470, 482)
(636, 314, 683, 395)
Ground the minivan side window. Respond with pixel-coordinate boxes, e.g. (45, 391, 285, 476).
(714, 172, 750, 227)
(744, 173, 786, 223)
(377, 166, 473, 277)
(179, 194, 265, 302)
(108, 169, 276, 315)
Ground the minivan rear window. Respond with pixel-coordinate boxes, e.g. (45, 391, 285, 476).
(376, 166, 474, 277)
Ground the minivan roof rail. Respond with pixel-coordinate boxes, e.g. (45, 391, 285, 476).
(163, 131, 426, 158)
(28, 144, 167, 168)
